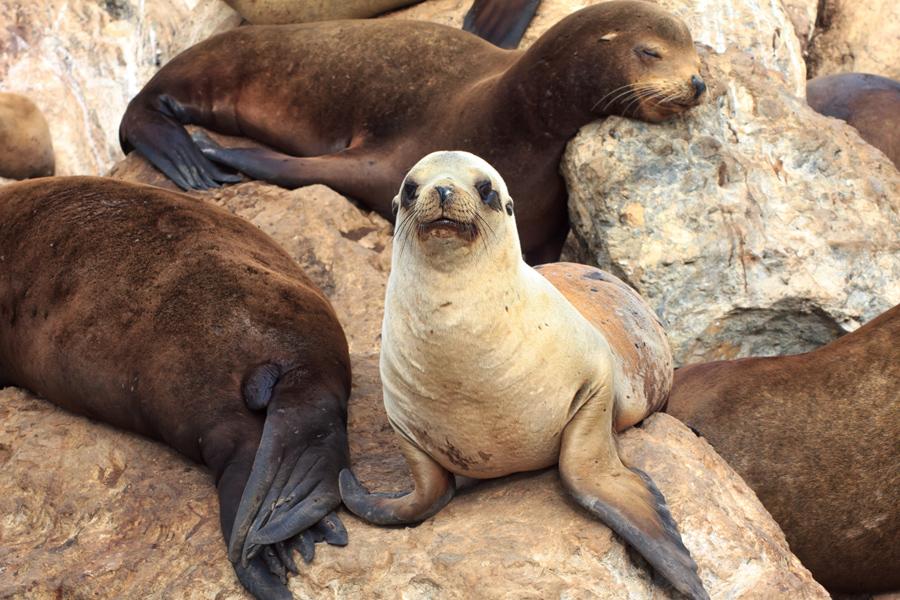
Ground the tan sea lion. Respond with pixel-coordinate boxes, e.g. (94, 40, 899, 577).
(337, 151, 707, 599)
(0, 93, 54, 180)
(666, 304, 900, 594)
(0, 177, 353, 600)
(807, 73, 900, 169)
(119, 0, 706, 264)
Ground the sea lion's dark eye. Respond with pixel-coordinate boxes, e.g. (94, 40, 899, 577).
(476, 180, 500, 210)
(638, 48, 662, 59)
(401, 180, 418, 207)
(505, 202, 514, 216)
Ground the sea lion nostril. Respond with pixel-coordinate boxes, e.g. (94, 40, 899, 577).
(435, 185, 452, 206)
(691, 75, 706, 98)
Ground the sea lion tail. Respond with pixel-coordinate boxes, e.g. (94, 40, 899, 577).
(227, 368, 349, 568)
(463, 0, 542, 49)
(118, 93, 241, 190)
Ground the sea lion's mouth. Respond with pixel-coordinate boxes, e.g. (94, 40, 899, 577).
(417, 217, 478, 241)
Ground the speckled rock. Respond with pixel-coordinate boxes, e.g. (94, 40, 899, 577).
(807, 0, 900, 79)
(0, 154, 828, 599)
(0, 0, 240, 177)
(390, 0, 807, 95)
(780, 0, 818, 57)
(563, 47, 900, 365)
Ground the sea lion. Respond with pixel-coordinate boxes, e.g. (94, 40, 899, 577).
(0, 177, 352, 600)
(223, 0, 540, 49)
(337, 151, 708, 599)
(0, 93, 54, 180)
(119, 0, 706, 264)
(665, 305, 899, 594)
(807, 73, 900, 169)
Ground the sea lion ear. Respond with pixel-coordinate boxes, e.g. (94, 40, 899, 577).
(505, 198, 514, 216)
(391, 195, 400, 217)
(599, 32, 619, 42)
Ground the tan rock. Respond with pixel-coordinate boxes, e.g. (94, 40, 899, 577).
(0, 0, 240, 177)
(780, 0, 818, 56)
(389, 0, 807, 95)
(807, 0, 900, 79)
(564, 47, 900, 365)
(1, 155, 828, 598)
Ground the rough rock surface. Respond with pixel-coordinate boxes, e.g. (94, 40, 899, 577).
(0, 154, 829, 598)
(563, 47, 900, 365)
(0, 0, 240, 177)
(780, 0, 818, 57)
(807, 0, 900, 80)
(390, 0, 807, 95)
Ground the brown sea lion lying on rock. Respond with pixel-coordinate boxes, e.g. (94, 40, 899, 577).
(666, 304, 900, 594)
(119, 0, 706, 264)
(0, 177, 353, 600)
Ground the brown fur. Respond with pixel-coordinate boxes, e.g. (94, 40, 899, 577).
(0, 177, 352, 600)
(666, 305, 900, 594)
(0, 93, 54, 180)
(807, 73, 900, 169)
(119, 0, 704, 264)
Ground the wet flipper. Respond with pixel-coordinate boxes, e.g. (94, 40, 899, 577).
(119, 94, 241, 190)
(463, 0, 542, 49)
(559, 389, 709, 600)
(339, 436, 455, 525)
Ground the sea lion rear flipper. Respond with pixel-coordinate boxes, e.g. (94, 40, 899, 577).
(463, 0, 541, 49)
(559, 392, 709, 600)
(119, 94, 241, 190)
(339, 435, 455, 525)
(225, 371, 349, 569)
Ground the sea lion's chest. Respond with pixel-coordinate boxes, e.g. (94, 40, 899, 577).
(380, 276, 606, 478)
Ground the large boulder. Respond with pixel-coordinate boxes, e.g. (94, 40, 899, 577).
(390, 0, 807, 95)
(0, 153, 828, 599)
(0, 0, 240, 177)
(806, 0, 900, 80)
(563, 47, 900, 365)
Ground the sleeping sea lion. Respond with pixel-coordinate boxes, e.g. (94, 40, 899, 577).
(118, 0, 706, 264)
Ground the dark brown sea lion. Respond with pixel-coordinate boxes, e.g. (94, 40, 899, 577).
(0, 177, 352, 600)
(119, 0, 705, 264)
(338, 152, 707, 599)
(224, 0, 541, 50)
(0, 93, 54, 180)
(807, 73, 900, 169)
(666, 304, 900, 594)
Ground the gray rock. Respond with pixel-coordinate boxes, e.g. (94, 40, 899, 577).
(564, 48, 900, 365)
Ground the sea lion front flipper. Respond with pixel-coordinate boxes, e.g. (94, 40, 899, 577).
(119, 96, 242, 190)
(191, 131, 390, 209)
(463, 0, 541, 49)
(339, 436, 455, 525)
(559, 392, 709, 600)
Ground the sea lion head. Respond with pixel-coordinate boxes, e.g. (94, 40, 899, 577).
(391, 151, 521, 271)
(528, 0, 706, 124)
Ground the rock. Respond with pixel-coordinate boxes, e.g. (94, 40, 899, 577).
(389, 0, 807, 95)
(781, 0, 818, 57)
(564, 47, 900, 365)
(0, 0, 240, 177)
(1, 154, 828, 599)
(807, 0, 900, 80)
